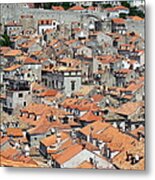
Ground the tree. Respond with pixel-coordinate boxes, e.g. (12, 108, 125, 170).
(43, 3, 52, 9)
(121, 1, 131, 8)
(119, 13, 127, 19)
(129, 7, 145, 18)
(102, 4, 112, 8)
(0, 34, 12, 47)
(61, 2, 73, 10)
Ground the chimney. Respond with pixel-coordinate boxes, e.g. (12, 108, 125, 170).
(137, 132, 143, 141)
(56, 131, 61, 144)
(131, 154, 140, 165)
(126, 151, 132, 161)
(81, 143, 86, 150)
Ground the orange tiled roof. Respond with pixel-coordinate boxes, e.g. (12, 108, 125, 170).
(80, 111, 102, 122)
(0, 46, 11, 55)
(28, 118, 60, 135)
(105, 7, 117, 12)
(58, 58, 81, 68)
(79, 121, 111, 136)
(24, 57, 40, 64)
(128, 16, 144, 21)
(52, 144, 83, 164)
(31, 82, 46, 92)
(112, 18, 126, 24)
(76, 161, 94, 169)
(41, 132, 69, 147)
(37, 89, 58, 97)
(0, 136, 9, 146)
(96, 55, 120, 64)
(115, 101, 144, 116)
(4, 64, 21, 72)
(43, 65, 81, 73)
(52, 6, 64, 11)
(3, 49, 22, 57)
(114, 5, 129, 11)
(126, 83, 143, 92)
(6, 128, 23, 137)
(69, 5, 85, 11)
(91, 94, 104, 102)
(73, 85, 94, 97)
(112, 141, 144, 170)
(72, 99, 99, 112)
(0, 155, 38, 167)
(19, 40, 36, 48)
(1, 147, 21, 160)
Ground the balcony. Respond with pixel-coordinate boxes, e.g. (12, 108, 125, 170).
(6, 80, 30, 91)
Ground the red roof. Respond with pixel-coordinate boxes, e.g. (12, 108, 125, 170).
(69, 6, 85, 11)
(80, 111, 102, 122)
(114, 5, 129, 11)
(52, 6, 64, 11)
(105, 7, 117, 12)
(91, 94, 104, 102)
(53, 144, 83, 164)
(24, 57, 40, 64)
(112, 18, 126, 24)
(38, 89, 58, 97)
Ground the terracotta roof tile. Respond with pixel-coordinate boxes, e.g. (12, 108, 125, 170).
(24, 57, 41, 64)
(52, 144, 83, 164)
(76, 161, 94, 169)
(3, 49, 22, 57)
(4, 64, 21, 72)
(115, 101, 143, 116)
(52, 6, 64, 11)
(80, 111, 103, 122)
(69, 6, 85, 11)
(37, 89, 58, 97)
(41, 132, 69, 147)
(91, 94, 104, 102)
(112, 18, 126, 24)
(114, 5, 129, 11)
(6, 128, 23, 137)
(79, 121, 111, 136)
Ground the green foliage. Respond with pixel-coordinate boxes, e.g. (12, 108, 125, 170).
(129, 7, 145, 18)
(34, 3, 43, 8)
(102, 4, 112, 8)
(61, 2, 72, 10)
(120, 2, 145, 18)
(0, 34, 12, 47)
(119, 13, 127, 19)
(121, 1, 131, 8)
(43, 3, 52, 9)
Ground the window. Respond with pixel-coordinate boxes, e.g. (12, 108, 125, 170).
(18, 93, 23, 98)
(56, 80, 58, 88)
(45, 79, 47, 86)
(23, 101, 26, 107)
(49, 81, 51, 87)
(71, 81, 76, 91)
(98, 64, 102, 70)
(61, 81, 64, 88)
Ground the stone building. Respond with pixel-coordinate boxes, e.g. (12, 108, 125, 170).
(42, 66, 82, 96)
(3, 79, 32, 115)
